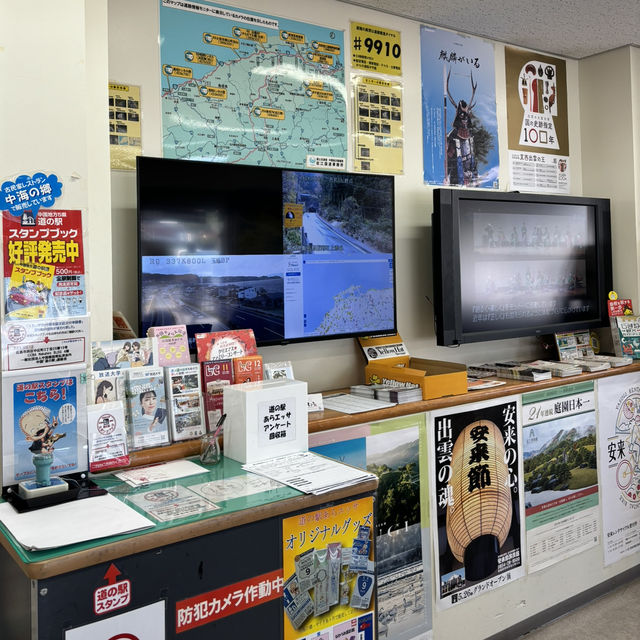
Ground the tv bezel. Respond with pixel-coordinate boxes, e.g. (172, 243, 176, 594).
(431, 188, 613, 347)
(136, 155, 398, 348)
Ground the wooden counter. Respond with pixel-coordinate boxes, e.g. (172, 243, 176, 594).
(308, 361, 640, 432)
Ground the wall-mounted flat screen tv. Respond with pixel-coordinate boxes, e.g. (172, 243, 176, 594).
(137, 156, 396, 347)
(432, 189, 613, 346)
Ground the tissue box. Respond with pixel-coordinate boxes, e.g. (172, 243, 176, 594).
(223, 378, 308, 464)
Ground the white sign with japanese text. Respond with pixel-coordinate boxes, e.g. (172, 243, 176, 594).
(258, 397, 296, 445)
(2, 315, 90, 371)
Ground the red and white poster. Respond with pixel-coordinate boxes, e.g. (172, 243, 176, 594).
(3, 208, 86, 319)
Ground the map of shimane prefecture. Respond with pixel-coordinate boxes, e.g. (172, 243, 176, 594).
(160, 0, 348, 168)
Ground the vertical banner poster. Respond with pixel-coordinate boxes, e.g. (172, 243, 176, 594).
(505, 47, 570, 193)
(1, 364, 87, 486)
(109, 82, 142, 170)
(282, 496, 376, 640)
(310, 414, 432, 640)
(352, 76, 404, 174)
(522, 382, 599, 573)
(420, 27, 499, 188)
(597, 372, 640, 565)
(3, 209, 86, 319)
(159, 0, 347, 170)
(430, 396, 524, 609)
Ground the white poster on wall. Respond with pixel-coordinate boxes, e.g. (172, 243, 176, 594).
(597, 372, 640, 565)
(522, 382, 600, 573)
(65, 600, 165, 638)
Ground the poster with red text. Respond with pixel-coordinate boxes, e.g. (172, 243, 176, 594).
(3, 209, 86, 319)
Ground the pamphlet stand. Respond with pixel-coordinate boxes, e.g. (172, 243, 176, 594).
(223, 378, 308, 464)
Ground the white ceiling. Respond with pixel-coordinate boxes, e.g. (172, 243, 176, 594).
(339, 0, 640, 59)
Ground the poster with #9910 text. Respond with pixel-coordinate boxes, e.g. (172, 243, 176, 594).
(430, 396, 524, 609)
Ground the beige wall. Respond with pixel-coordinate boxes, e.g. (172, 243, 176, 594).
(2, 1, 640, 638)
(108, 0, 591, 393)
(0, 0, 112, 338)
(580, 47, 640, 307)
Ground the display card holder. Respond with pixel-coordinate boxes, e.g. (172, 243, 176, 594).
(223, 379, 308, 464)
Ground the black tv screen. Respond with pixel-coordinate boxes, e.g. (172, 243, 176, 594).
(432, 189, 612, 346)
(137, 156, 396, 347)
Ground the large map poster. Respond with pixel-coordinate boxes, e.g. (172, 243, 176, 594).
(159, 0, 347, 169)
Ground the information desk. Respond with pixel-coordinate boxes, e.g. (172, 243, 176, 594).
(0, 457, 378, 640)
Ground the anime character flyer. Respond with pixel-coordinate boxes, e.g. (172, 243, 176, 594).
(420, 26, 499, 188)
(1, 364, 87, 486)
(429, 396, 525, 610)
(597, 373, 640, 565)
(282, 497, 376, 640)
(3, 208, 86, 319)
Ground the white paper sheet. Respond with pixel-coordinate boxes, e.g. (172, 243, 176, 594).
(0, 493, 154, 550)
(243, 452, 376, 495)
(322, 393, 396, 414)
(114, 458, 208, 487)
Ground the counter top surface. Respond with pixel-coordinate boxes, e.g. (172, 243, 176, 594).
(0, 456, 377, 580)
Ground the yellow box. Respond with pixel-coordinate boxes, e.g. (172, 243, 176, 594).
(364, 357, 467, 400)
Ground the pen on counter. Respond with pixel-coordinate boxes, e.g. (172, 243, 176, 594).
(211, 413, 227, 439)
(200, 413, 226, 463)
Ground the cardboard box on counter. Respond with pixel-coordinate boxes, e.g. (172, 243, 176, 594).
(359, 334, 467, 400)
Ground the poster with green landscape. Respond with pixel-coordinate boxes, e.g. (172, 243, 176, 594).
(522, 381, 600, 572)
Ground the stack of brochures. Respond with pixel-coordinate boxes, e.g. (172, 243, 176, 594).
(350, 383, 421, 404)
(561, 358, 611, 372)
(526, 359, 583, 377)
(243, 451, 376, 495)
(491, 361, 552, 381)
(572, 354, 632, 368)
(323, 393, 396, 414)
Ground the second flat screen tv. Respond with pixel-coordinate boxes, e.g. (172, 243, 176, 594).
(137, 156, 396, 347)
(432, 189, 613, 346)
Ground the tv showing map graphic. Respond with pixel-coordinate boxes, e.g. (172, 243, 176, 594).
(137, 156, 396, 348)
